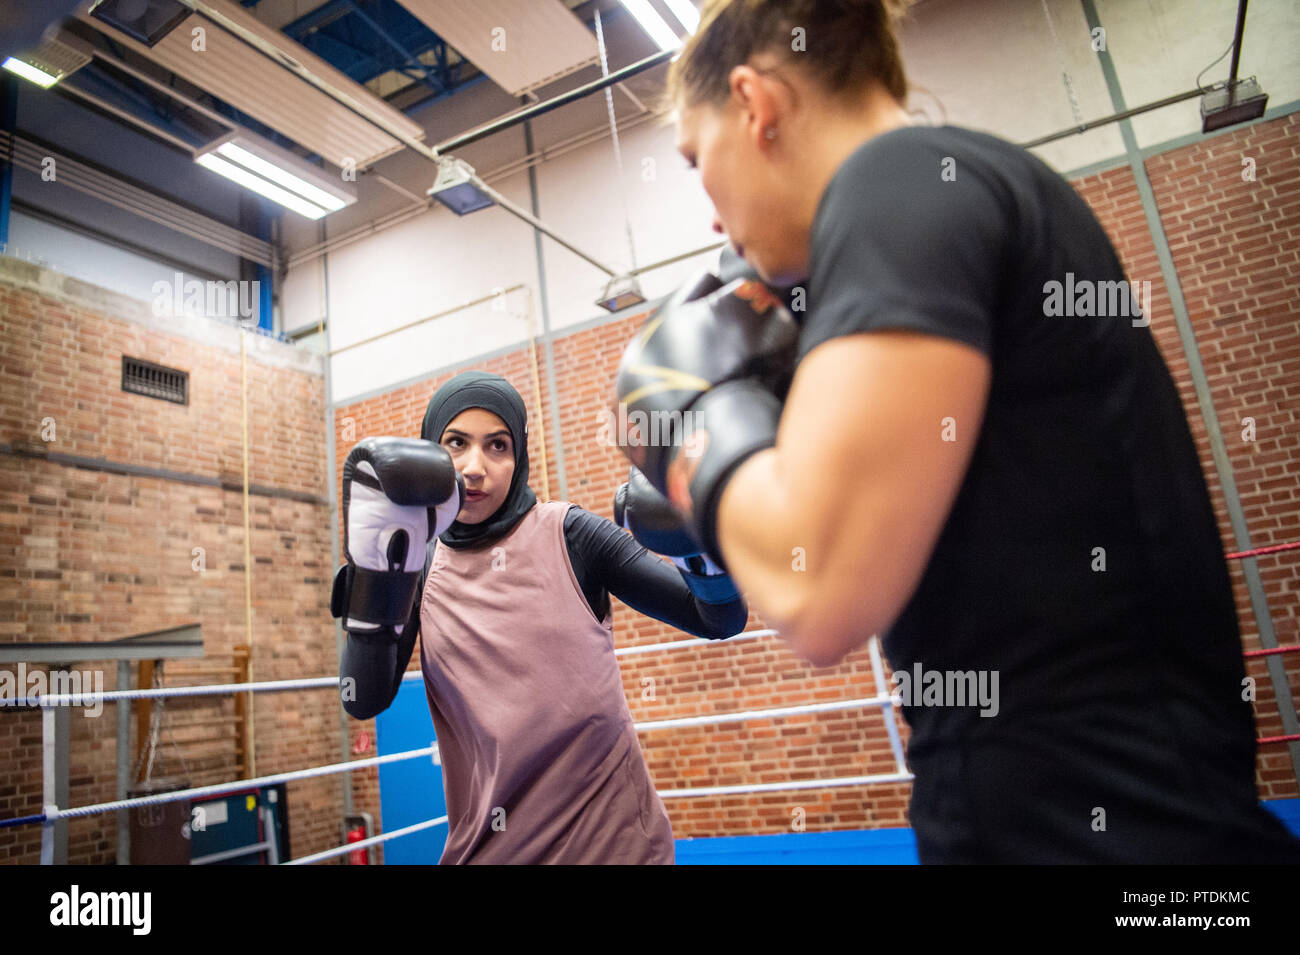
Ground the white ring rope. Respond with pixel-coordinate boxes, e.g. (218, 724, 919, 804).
(46, 747, 435, 820)
(36, 631, 910, 866)
(286, 769, 920, 864)
(11, 631, 782, 707)
(284, 816, 449, 866)
(633, 696, 888, 732)
(614, 628, 777, 656)
(658, 772, 915, 799)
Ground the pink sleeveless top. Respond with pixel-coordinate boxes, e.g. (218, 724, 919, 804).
(418, 500, 675, 864)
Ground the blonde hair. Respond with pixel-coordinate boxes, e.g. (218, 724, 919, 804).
(667, 0, 913, 108)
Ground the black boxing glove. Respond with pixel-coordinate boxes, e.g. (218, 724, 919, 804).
(613, 270, 796, 568)
(332, 437, 463, 637)
(614, 466, 740, 605)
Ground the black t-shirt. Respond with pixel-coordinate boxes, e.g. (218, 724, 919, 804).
(801, 125, 1300, 862)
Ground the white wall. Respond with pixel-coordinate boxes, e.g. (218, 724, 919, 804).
(5, 210, 221, 310)
(533, 117, 721, 335)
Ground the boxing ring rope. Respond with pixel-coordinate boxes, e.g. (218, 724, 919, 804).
(1225, 539, 1300, 560)
(1223, 540, 1300, 760)
(12, 616, 1296, 860)
(11, 630, 914, 863)
(284, 816, 450, 866)
(1244, 645, 1300, 660)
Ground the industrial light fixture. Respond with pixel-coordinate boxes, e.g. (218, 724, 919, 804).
(89, 0, 191, 48)
(662, 0, 701, 33)
(1200, 77, 1268, 133)
(428, 157, 495, 216)
(2, 57, 60, 88)
(596, 274, 647, 313)
(1199, 2, 1268, 134)
(1, 33, 94, 89)
(195, 133, 357, 220)
(620, 0, 683, 52)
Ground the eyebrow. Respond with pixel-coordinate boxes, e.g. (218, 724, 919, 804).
(443, 428, 512, 440)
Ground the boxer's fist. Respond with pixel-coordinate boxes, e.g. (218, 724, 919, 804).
(332, 437, 463, 636)
(613, 271, 796, 566)
(614, 466, 741, 605)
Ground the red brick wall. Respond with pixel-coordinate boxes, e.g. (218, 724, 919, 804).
(0, 263, 342, 863)
(1074, 112, 1300, 801)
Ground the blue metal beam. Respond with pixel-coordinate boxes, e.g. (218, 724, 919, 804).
(0, 75, 16, 253)
(282, 0, 470, 98)
(341, 0, 434, 88)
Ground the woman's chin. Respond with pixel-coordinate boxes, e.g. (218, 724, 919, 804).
(456, 500, 495, 524)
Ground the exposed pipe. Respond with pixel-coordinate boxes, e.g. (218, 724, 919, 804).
(1019, 87, 1206, 149)
(433, 48, 675, 154)
(1226, 0, 1248, 93)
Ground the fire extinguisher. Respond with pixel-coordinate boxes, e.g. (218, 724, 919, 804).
(346, 824, 369, 865)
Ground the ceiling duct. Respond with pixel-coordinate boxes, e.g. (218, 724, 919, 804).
(88, 0, 191, 47)
(396, 0, 599, 97)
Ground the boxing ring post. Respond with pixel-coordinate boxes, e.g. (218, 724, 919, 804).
(39, 704, 61, 865)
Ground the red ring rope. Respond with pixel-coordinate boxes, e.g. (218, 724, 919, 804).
(1225, 539, 1300, 560)
(1243, 645, 1300, 659)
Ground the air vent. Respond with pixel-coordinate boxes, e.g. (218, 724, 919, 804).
(89, 0, 191, 47)
(122, 356, 188, 405)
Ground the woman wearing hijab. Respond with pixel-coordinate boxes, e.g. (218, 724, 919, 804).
(334, 370, 748, 864)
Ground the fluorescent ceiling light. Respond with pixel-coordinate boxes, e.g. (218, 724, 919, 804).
(2, 57, 60, 88)
(195, 134, 356, 220)
(216, 142, 347, 212)
(196, 153, 329, 220)
(662, 0, 700, 33)
(620, 0, 682, 51)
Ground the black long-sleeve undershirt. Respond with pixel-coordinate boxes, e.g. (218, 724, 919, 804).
(340, 505, 748, 720)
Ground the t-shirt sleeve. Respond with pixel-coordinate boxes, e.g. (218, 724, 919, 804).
(800, 131, 1010, 362)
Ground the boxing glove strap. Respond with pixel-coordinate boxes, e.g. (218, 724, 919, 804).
(671, 380, 782, 571)
(676, 564, 742, 605)
(331, 563, 422, 630)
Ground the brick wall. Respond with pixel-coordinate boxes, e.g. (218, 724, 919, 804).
(0, 261, 342, 863)
(1074, 112, 1300, 801)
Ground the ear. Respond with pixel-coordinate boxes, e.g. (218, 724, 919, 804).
(728, 65, 780, 150)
